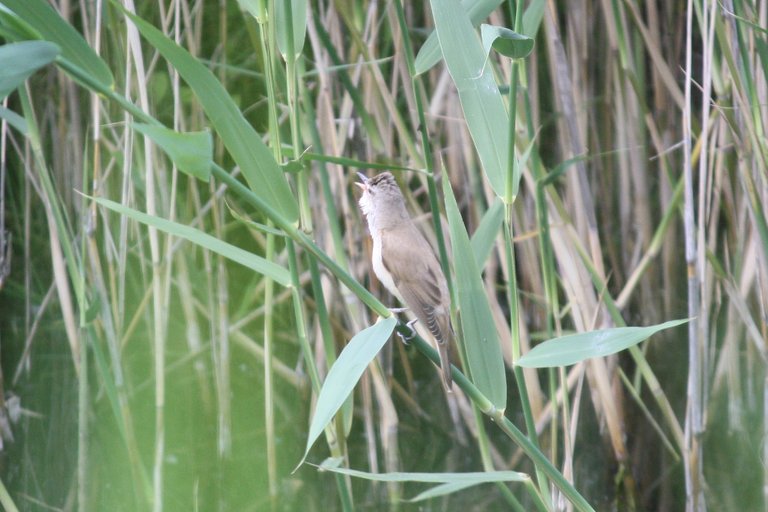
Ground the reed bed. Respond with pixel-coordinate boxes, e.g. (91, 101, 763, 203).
(0, 0, 766, 510)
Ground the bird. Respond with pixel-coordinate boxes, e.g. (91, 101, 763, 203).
(356, 171, 454, 391)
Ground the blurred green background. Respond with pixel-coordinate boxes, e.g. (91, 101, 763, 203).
(1, 0, 766, 510)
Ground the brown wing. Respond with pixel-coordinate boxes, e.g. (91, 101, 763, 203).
(381, 222, 451, 343)
(381, 222, 454, 389)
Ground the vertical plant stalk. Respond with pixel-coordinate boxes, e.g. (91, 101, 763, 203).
(215, 257, 232, 456)
(505, 0, 551, 505)
(77, 322, 89, 512)
(264, 226, 278, 504)
(213, 0, 233, 468)
(259, 0, 355, 505)
(0, 477, 19, 512)
(682, 0, 705, 509)
(18, 90, 82, 372)
(392, 3, 512, 502)
(300, 78, 360, 458)
(282, 4, 356, 479)
(542, 2, 633, 487)
(281, 0, 312, 233)
(121, 1, 168, 509)
(21, 72, 152, 505)
(286, 240, 354, 510)
(255, 2, 283, 505)
(391, 0, 451, 287)
(80, 0, 104, 507)
(542, 4, 605, 282)
(0, 99, 6, 291)
(765, 376, 768, 509)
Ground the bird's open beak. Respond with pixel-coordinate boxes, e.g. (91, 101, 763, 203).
(355, 172, 369, 190)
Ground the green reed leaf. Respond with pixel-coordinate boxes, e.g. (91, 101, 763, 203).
(0, 41, 59, 99)
(299, 317, 397, 467)
(443, 177, 506, 410)
(470, 199, 503, 266)
(132, 123, 213, 181)
(1, 0, 113, 87)
(92, 196, 291, 286)
(480, 24, 534, 60)
(517, 319, 689, 368)
(117, 4, 299, 224)
(276, 0, 308, 59)
(429, 0, 509, 198)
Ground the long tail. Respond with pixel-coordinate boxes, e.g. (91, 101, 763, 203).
(437, 338, 453, 391)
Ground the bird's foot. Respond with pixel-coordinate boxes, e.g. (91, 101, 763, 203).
(396, 318, 419, 345)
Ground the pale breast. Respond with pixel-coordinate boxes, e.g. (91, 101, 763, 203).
(372, 234, 402, 301)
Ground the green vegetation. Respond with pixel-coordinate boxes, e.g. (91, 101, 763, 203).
(0, 0, 765, 510)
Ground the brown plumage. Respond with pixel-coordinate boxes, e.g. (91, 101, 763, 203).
(357, 172, 454, 390)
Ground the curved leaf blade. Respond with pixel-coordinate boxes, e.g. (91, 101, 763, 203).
(118, 5, 299, 224)
(276, 0, 308, 59)
(414, 0, 503, 75)
(235, 0, 260, 19)
(430, 0, 509, 198)
(92, 196, 290, 286)
(414, 0, 544, 75)
(317, 461, 528, 501)
(298, 317, 397, 466)
(1, 0, 113, 87)
(480, 24, 534, 60)
(517, 319, 689, 368)
(0, 41, 59, 99)
(443, 178, 506, 410)
(0, 105, 27, 134)
(470, 198, 503, 266)
(132, 123, 213, 181)
(318, 463, 527, 484)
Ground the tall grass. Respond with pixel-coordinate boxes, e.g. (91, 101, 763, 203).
(0, 0, 766, 511)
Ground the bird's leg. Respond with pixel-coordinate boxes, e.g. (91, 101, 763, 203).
(388, 307, 417, 344)
(396, 318, 419, 345)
